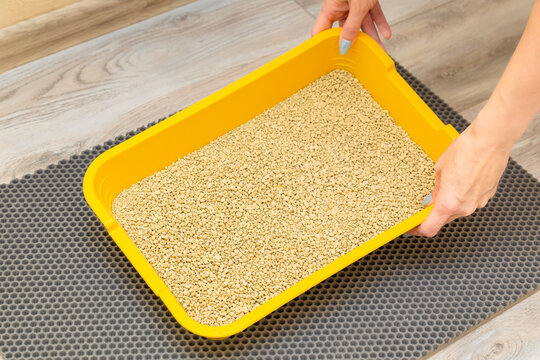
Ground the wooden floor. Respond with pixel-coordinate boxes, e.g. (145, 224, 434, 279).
(0, 0, 538, 358)
(423, 289, 540, 360)
(0, 0, 314, 183)
(0, 0, 197, 72)
(0, 0, 538, 184)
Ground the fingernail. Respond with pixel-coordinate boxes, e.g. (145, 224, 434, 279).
(402, 233, 412, 238)
(339, 39, 351, 55)
(422, 193, 432, 206)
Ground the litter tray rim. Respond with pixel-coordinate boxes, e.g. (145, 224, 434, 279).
(83, 28, 458, 340)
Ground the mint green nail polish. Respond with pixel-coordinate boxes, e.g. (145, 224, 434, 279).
(402, 233, 412, 238)
(422, 193, 432, 206)
(339, 39, 351, 55)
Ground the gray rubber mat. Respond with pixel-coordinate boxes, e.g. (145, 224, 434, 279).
(1, 64, 539, 360)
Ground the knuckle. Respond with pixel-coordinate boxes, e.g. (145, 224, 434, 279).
(478, 199, 489, 209)
(418, 224, 438, 238)
(441, 198, 461, 213)
(423, 228, 438, 238)
(463, 206, 476, 216)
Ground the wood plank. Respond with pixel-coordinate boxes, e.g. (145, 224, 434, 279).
(384, 0, 534, 113)
(0, 0, 313, 183)
(0, 0, 196, 73)
(423, 289, 540, 360)
(2, 0, 78, 28)
(295, 0, 452, 25)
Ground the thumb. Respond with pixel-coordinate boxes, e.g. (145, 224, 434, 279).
(411, 197, 451, 237)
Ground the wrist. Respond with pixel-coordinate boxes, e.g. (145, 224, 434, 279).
(469, 97, 520, 152)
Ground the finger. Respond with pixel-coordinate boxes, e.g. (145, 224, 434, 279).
(408, 200, 452, 237)
(422, 193, 433, 206)
(478, 195, 492, 209)
(403, 192, 433, 237)
(361, 13, 385, 49)
(341, 0, 370, 42)
(339, 18, 346, 27)
(312, 11, 335, 37)
(370, 2, 392, 39)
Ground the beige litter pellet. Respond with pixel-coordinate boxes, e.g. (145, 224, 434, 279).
(112, 69, 434, 326)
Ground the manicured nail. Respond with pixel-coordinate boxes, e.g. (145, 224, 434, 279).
(402, 233, 412, 238)
(339, 39, 351, 55)
(422, 193, 432, 206)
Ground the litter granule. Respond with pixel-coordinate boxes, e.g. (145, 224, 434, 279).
(112, 69, 435, 326)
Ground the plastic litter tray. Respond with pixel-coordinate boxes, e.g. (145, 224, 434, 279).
(83, 28, 459, 339)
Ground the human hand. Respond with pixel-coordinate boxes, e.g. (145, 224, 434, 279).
(408, 1, 540, 237)
(312, 0, 391, 54)
(407, 121, 512, 237)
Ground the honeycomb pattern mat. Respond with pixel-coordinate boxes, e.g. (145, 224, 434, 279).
(1, 64, 539, 360)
